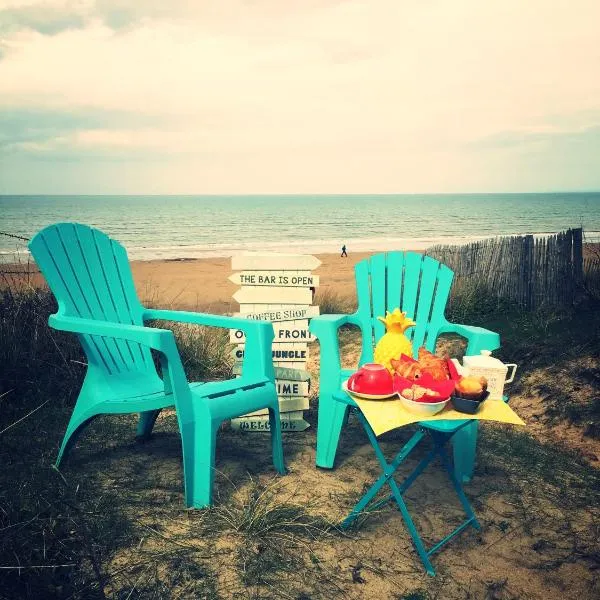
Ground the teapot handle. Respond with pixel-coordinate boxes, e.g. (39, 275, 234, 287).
(505, 364, 518, 384)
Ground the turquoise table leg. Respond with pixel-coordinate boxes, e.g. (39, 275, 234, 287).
(340, 408, 481, 576)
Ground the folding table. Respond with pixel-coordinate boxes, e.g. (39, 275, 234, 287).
(335, 390, 524, 576)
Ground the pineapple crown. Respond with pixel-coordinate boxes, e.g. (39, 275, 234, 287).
(377, 308, 416, 332)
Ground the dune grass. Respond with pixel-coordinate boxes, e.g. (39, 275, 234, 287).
(313, 287, 357, 315)
(1, 269, 599, 598)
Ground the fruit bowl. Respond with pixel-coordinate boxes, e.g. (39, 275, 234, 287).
(399, 395, 449, 416)
(450, 391, 490, 414)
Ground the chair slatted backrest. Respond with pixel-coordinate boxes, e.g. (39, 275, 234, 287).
(29, 223, 155, 376)
(354, 252, 454, 362)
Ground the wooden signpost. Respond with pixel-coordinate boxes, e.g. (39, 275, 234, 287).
(229, 322, 315, 344)
(229, 271, 320, 288)
(233, 305, 319, 322)
(230, 252, 320, 433)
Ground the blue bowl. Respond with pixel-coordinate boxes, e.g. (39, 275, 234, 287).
(451, 391, 489, 414)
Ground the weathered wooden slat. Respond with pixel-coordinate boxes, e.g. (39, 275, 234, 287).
(233, 363, 311, 381)
(233, 343, 309, 363)
(233, 286, 313, 305)
(230, 411, 310, 432)
(229, 271, 319, 287)
(230, 322, 315, 344)
(234, 305, 319, 322)
(275, 380, 310, 396)
(572, 228, 584, 296)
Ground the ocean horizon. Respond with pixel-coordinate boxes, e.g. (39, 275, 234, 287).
(1, 193, 599, 262)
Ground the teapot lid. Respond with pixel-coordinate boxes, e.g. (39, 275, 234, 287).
(463, 349, 506, 369)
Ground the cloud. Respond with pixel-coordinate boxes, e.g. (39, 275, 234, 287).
(0, 106, 183, 162)
(0, 1, 88, 35)
(0, 1, 345, 35)
(0, 0, 599, 192)
(468, 109, 600, 150)
(0, 106, 155, 141)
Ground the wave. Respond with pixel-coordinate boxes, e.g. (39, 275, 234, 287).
(4, 231, 598, 263)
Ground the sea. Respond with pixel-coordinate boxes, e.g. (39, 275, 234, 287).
(1, 193, 599, 262)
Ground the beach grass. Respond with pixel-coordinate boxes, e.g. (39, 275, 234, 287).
(313, 286, 357, 315)
(1, 271, 600, 598)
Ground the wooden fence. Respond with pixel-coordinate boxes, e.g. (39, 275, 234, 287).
(427, 228, 585, 311)
(583, 256, 600, 301)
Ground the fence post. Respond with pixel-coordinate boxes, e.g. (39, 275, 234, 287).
(572, 228, 584, 301)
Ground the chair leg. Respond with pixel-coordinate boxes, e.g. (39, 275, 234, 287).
(56, 414, 97, 467)
(267, 407, 286, 475)
(451, 420, 478, 483)
(136, 409, 162, 440)
(180, 420, 218, 509)
(316, 395, 349, 469)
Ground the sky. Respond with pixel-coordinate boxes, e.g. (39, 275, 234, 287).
(0, 0, 599, 194)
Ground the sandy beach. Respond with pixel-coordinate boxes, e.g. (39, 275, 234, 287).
(95, 241, 600, 312)
(4, 251, 368, 311)
(125, 252, 376, 312)
(9, 241, 599, 313)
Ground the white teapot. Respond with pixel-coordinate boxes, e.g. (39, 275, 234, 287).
(460, 350, 517, 400)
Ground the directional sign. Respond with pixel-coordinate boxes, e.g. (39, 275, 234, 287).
(273, 366, 311, 381)
(230, 252, 318, 432)
(233, 343, 309, 363)
(230, 411, 310, 432)
(243, 396, 310, 416)
(233, 286, 313, 305)
(232, 252, 321, 271)
(234, 305, 320, 322)
(233, 364, 311, 381)
(230, 323, 315, 344)
(229, 271, 320, 288)
(276, 380, 309, 396)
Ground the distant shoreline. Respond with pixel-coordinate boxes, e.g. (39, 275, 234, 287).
(4, 244, 599, 315)
(3, 231, 599, 263)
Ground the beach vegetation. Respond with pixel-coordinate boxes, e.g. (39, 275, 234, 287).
(150, 317, 234, 382)
(313, 286, 357, 315)
(1, 265, 599, 599)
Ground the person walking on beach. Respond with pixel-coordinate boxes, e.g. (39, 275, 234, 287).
(341, 244, 348, 257)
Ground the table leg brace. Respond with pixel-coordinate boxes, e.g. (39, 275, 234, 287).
(341, 409, 480, 576)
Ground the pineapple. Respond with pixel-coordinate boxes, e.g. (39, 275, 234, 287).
(374, 308, 416, 373)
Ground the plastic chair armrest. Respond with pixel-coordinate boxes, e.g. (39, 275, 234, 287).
(144, 308, 275, 380)
(309, 314, 353, 387)
(144, 308, 272, 334)
(438, 321, 500, 355)
(49, 314, 189, 396)
(50, 314, 175, 351)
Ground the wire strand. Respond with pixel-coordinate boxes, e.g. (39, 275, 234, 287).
(0, 231, 30, 241)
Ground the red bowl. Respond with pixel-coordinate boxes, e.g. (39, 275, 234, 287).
(347, 363, 394, 395)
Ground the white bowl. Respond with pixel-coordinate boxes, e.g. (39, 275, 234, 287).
(399, 396, 449, 416)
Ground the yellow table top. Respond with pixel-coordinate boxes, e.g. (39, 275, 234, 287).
(348, 392, 525, 437)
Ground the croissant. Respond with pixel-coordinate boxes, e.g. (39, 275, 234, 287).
(417, 347, 450, 381)
(391, 358, 422, 380)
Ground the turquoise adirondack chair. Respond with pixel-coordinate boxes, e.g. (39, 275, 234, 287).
(309, 251, 500, 482)
(29, 223, 286, 508)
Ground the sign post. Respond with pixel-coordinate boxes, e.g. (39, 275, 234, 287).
(230, 252, 321, 432)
